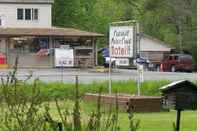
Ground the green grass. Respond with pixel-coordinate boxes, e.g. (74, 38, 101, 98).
(47, 100, 197, 131)
(1, 79, 197, 130)
(24, 80, 171, 100)
(120, 111, 197, 131)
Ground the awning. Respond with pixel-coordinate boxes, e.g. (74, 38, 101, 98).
(0, 0, 54, 4)
(0, 27, 104, 37)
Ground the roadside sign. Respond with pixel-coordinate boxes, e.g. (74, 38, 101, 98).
(109, 26, 134, 58)
(115, 58, 129, 66)
(55, 48, 74, 67)
(108, 21, 137, 95)
(102, 48, 109, 57)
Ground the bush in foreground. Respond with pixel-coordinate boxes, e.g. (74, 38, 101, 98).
(0, 64, 140, 131)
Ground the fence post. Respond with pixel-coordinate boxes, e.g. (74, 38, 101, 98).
(74, 75, 81, 131)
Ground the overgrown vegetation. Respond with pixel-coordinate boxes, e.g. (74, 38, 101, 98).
(0, 80, 171, 100)
(1, 58, 197, 130)
(0, 59, 140, 131)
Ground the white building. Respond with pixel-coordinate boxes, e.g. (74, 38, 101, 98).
(0, 0, 102, 68)
(0, 0, 53, 28)
(140, 35, 172, 63)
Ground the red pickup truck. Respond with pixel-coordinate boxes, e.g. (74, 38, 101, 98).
(160, 54, 193, 72)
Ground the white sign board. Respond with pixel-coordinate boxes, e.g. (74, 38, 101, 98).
(115, 58, 129, 66)
(109, 26, 134, 58)
(55, 48, 74, 67)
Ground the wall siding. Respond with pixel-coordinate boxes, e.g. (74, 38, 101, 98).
(0, 3, 51, 28)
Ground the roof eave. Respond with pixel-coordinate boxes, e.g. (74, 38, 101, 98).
(0, 27, 104, 37)
(0, 0, 54, 4)
(160, 80, 197, 92)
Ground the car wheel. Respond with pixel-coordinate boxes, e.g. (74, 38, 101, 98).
(171, 65, 176, 72)
(186, 70, 192, 73)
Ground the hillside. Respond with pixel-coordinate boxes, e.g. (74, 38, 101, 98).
(53, 0, 197, 69)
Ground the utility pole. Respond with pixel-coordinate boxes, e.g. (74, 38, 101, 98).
(179, 25, 183, 54)
(178, 17, 183, 54)
(136, 22, 140, 56)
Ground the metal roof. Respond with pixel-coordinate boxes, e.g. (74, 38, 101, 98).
(0, 27, 103, 37)
(0, 0, 54, 4)
(160, 80, 197, 92)
(140, 35, 172, 52)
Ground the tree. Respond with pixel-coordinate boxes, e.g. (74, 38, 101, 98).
(52, 0, 82, 27)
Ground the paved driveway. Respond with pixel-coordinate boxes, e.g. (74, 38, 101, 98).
(0, 68, 196, 83)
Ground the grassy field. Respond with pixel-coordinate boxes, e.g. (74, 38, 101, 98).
(24, 80, 171, 100)
(47, 101, 197, 131)
(1, 79, 197, 131)
(120, 111, 197, 131)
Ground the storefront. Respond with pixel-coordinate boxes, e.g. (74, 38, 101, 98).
(0, 27, 103, 68)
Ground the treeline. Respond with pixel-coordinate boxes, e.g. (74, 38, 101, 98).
(52, 0, 197, 68)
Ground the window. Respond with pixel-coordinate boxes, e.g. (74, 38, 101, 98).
(17, 8, 23, 20)
(10, 37, 49, 54)
(33, 9, 39, 20)
(76, 49, 92, 56)
(25, 9, 31, 20)
(17, 8, 39, 21)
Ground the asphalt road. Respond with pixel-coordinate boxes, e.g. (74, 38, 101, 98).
(0, 68, 197, 83)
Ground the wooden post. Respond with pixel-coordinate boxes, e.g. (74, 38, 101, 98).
(95, 40, 98, 66)
(92, 37, 97, 66)
(49, 36, 54, 67)
(108, 25, 112, 95)
(176, 109, 182, 131)
(5, 38, 9, 67)
(74, 75, 81, 131)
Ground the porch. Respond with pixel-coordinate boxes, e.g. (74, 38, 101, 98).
(0, 27, 103, 68)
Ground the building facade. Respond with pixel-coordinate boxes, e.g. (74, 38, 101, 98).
(0, 0, 102, 68)
(140, 35, 172, 64)
(0, 0, 52, 28)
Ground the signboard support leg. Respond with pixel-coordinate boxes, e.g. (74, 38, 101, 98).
(176, 109, 182, 131)
(137, 77, 140, 96)
(108, 56, 112, 94)
(61, 65, 64, 83)
(137, 64, 144, 96)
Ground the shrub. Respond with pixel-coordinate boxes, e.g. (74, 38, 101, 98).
(0, 59, 140, 131)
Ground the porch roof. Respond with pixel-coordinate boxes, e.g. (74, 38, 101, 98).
(0, 0, 54, 4)
(0, 27, 103, 37)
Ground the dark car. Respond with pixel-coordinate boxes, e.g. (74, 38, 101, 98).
(160, 54, 193, 72)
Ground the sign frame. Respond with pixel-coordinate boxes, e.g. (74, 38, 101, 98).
(108, 21, 138, 94)
(54, 48, 74, 67)
(109, 26, 134, 58)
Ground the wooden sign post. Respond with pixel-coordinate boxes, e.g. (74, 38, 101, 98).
(108, 20, 137, 94)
